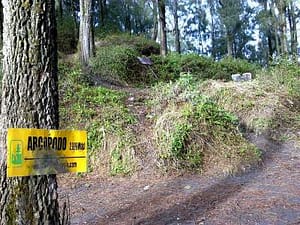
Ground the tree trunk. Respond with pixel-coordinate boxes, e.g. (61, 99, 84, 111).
(0, 0, 60, 224)
(55, 0, 63, 19)
(0, 1, 3, 44)
(151, 0, 158, 41)
(288, 1, 298, 57)
(208, 0, 216, 59)
(227, 32, 233, 57)
(196, 0, 204, 54)
(158, 0, 167, 56)
(79, 0, 94, 65)
(173, 0, 180, 54)
(90, 0, 96, 57)
(124, 3, 132, 33)
(278, 0, 288, 55)
(99, 0, 107, 28)
(270, 2, 280, 56)
(71, 0, 79, 32)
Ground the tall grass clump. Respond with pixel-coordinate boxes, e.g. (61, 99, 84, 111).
(152, 73, 261, 174)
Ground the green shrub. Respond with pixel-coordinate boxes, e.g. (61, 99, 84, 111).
(214, 57, 260, 80)
(150, 54, 182, 81)
(96, 33, 160, 55)
(91, 45, 148, 84)
(151, 54, 259, 82)
(264, 59, 300, 97)
(92, 44, 155, 85)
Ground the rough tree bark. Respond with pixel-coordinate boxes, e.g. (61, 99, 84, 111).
(226, 33, 233, 57)
(0, 1, 3, 43)
(208, 0, 217, 59)
(0, 0, 60, 225)
(79, 0, 94, 65)
(151, 0, 158, 41)
(288, 1, 298, 57)
(173, 0, 181, 54)
(158, 0, 167, 56)
(99, 0, 107, 28)
(276, 0, 288, 55)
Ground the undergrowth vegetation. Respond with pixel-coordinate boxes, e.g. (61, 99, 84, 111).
(90, 34, 160, 85)
(59, 62, 137, 176)
(151, 53, 259, 81)
(59, 34, 299, 176)
(200, 60, 300, 142)
(152, 73, 261, 174)
(90, 34, 259, 86)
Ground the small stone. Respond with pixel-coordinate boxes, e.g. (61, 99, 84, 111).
(241, 72, 252, 81)
(231, 74, 241, 82)
(232, 72, 252, 82)
(85, 183, 91, 188)
(184, 185, 191, 190)
(128, 97, 135, 101)
(143, 185, 150, 191)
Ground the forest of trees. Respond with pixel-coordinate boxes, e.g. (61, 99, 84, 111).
(51, 0, 300, 65)
(0, 0, 299, 224)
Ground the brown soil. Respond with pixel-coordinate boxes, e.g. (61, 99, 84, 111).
(58, 82, 300, 225)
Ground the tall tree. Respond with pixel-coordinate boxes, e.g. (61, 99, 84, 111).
(276, 0, 288, 55)
(218, 0, 243, 57)
(79, 0, 94, 65)
(256, 0, 273, 64)
(182, 0, 208, 54)
(158, 0, 167, 56)
(55, 0, 63, 19)
(151, 0, 159, 40)
(287, 0, 298, 57)
(0, 0, 60, 224)
(99, 0, 107, 28)
(0, 1, 3, 44)
(173, 0, 181, 53)
(270, 0, 281, 55)
(207, 0, 218, 58)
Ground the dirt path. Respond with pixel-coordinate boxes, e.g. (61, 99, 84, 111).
(58, 84, 300, 225)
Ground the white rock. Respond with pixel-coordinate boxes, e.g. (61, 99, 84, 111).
(128, 97, 135, 101)
(231, 74, 241, 82)
(143, 185, 150, 191)
(184, 185, 192, 190)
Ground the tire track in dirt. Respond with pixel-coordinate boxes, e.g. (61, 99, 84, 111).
(77, 135, 298, 225)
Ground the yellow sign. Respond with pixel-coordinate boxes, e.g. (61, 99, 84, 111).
(7, 128, 87, 177)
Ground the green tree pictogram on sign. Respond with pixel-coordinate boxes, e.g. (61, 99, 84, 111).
(11, 141, 23, 166)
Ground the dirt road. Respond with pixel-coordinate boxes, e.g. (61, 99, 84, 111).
(59, 133, 300, 225)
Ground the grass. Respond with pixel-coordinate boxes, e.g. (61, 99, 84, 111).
(59, 35, 299, 177)
(151, 74, 262, 174)
(59, 62, 137, 176)
(200, 63, 300, 141)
